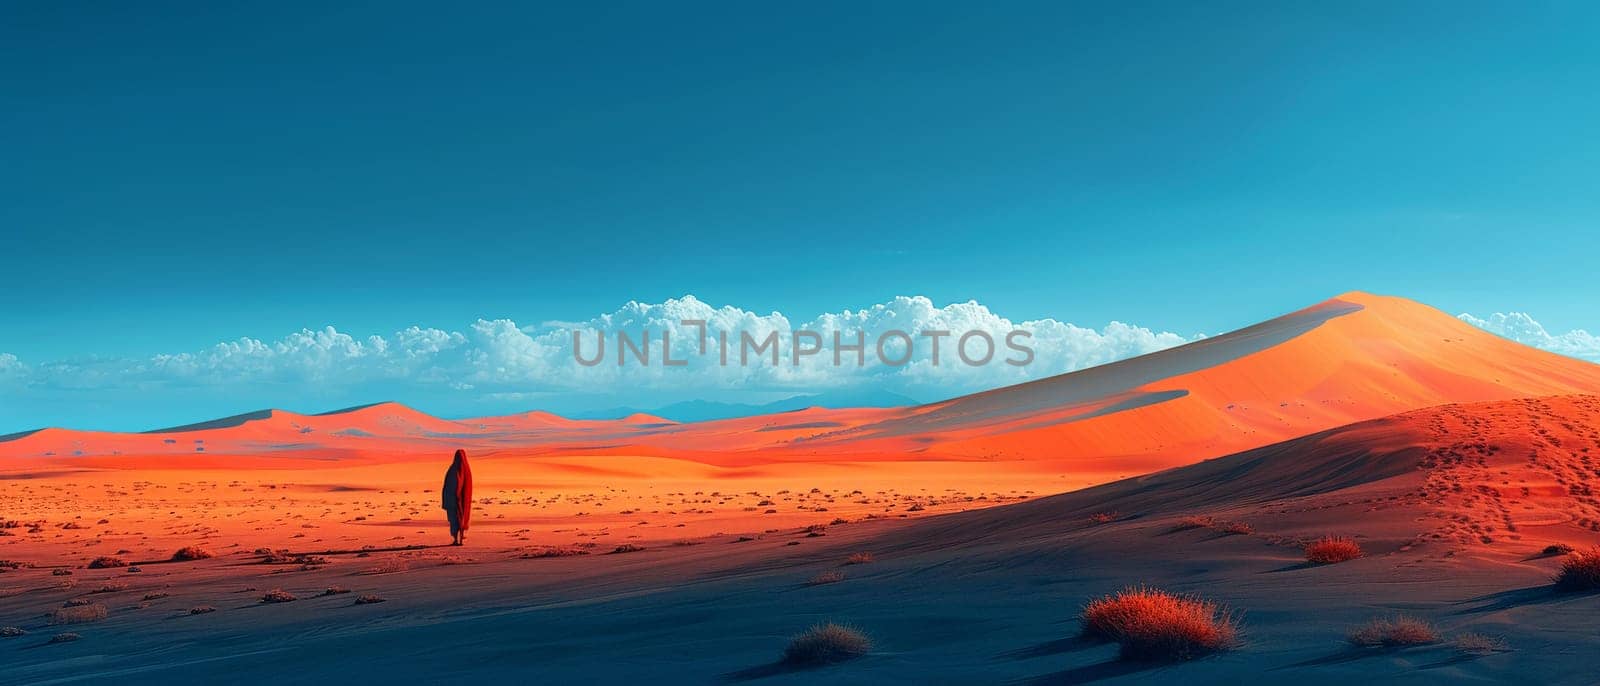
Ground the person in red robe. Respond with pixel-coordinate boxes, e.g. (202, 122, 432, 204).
(441, 449, 473, 546)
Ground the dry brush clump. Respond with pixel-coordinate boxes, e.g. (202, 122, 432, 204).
(1080, 587, 1238, 661)
(354, 594, 386, 605)
(783, 623, 872, 665)
(844, 552, 875, 565)
(807, 571, 845, 586)
(51, 603, 108, 625)
(1347, 616, 1437, 647)
(1, 626, 27, 637)
(1553, 546, 1600, 591)
(189, 605, 217, 615)
(1453, 632, 1509, 655)
(609, 544, 646, 554)
(1543, 543, 1575, 556)
(1304, 536, 1364, 564)
(48, 632, 81, 644)
(87, 556, 126, 569)
(259, 588, 297, 604)
(170, 546, 213, 561)
(361, 558, 410, 575)
(519, 546, 589, 559)
(1218, 522, 1253, 536)
(1170, 515, 1214, 532)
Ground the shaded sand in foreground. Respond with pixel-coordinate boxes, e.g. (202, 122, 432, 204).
(5, 395, 1600, 684)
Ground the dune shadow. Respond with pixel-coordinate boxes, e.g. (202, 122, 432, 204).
(721, 661, 818, 682)
(1455, 584, 1575, 614)
(296, 543, 438, 556)
(1417, 653, 1484, 670)
(998, 635, 1100, 660)
(1281, 645, 1421, 668)
(1015, 659, 1159, 684)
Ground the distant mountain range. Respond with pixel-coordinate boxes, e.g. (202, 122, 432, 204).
(570, 389, 920, 422)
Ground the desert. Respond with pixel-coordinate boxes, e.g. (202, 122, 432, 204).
(5, 293, 1600, 684)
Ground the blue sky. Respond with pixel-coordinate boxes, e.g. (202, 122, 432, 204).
(3, 2, 1599, 431)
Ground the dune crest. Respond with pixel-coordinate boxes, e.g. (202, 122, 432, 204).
(3, 292, 1598, 491)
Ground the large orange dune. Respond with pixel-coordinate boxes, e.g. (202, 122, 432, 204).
(6, 293, 1600, 684)
(5, 291, 1599, 490)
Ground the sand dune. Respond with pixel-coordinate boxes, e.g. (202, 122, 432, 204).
(5, 291, 1600, 683)
(7, 292, 1600, 495)
(5, 395, 1599, 684)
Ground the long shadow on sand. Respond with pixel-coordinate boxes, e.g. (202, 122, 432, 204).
(1014, 660, 1160, 684)
(1454, 584, 1582, 614)
(1281, 645, 1435, 669)
(722, 661, 840, 682)
(998, 635, 1101, 660)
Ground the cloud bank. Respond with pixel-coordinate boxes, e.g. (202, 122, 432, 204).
(1458, 311, 1600, 362)
(0, 296, 1199, 401)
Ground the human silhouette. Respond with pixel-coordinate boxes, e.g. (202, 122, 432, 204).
(441, 449, 473, 546)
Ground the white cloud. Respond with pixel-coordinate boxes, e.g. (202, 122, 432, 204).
(1, 296, 1202, 400)
(0, 353, 25, 384)
(1458, 311, 1600, 362)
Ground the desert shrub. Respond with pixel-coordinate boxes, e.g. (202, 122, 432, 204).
(354, 594, 386, 604)
(844, 552, 875, 565)
(1218, 522, 1253, 536)
(1, 626, 25, 637)
(89, 582, 128, 594)
(1170, 515, 1214, 532)
(361, 558, 410, 575)
(189, 605, 217, 615)
(259, 588, 297, 603)
(1543, 543, 1575, 556)
(260, 549, 294, 564)
(87, 556, 126, 569)
(1088, 512, 1118, 524)
(48, 632, 81, 644)
(142, 592, 170, 601)
(519, 546, 588, 559)
(609, 544, 645, 554)
(1554, 547, 1600, 591)
(1347, 616, 1437, 647)
(171, 546, 213, 561)
(1080, 587, 1237, 661)
(51, 603, 108, 625)
(1453, 632, 1508, 655)
(319, 586, 350, 596)
(51, 569, 73, 576)
(1304, 536, 1364, 564)
(807, 571, 845, 586)
(783, 623, 871, 665)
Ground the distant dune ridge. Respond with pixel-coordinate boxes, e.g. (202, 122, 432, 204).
(5, 292, 1600, 482)
(6, 292, 1600, 684)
